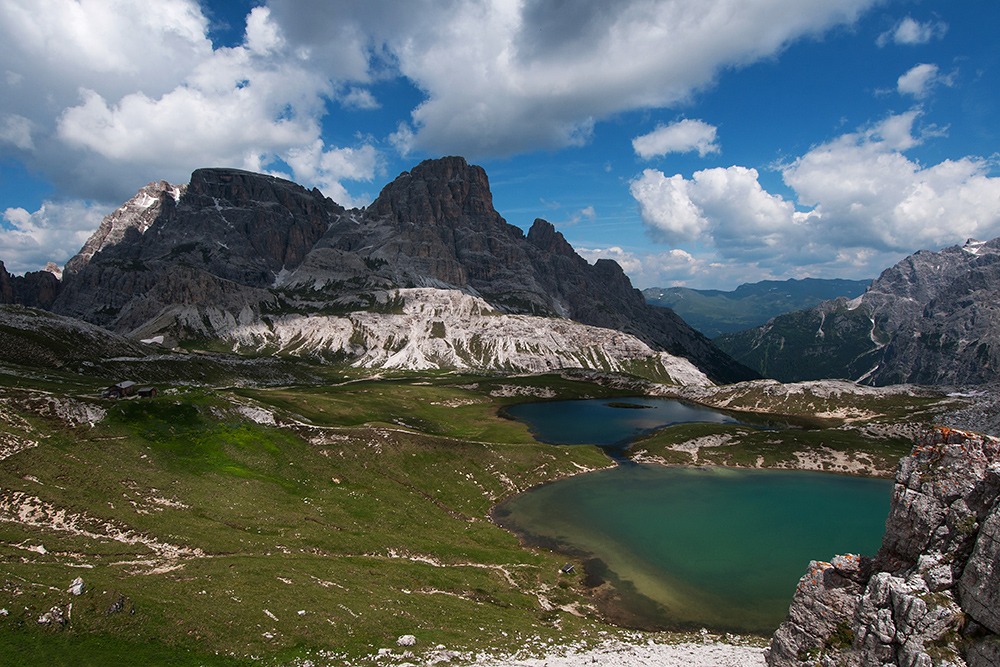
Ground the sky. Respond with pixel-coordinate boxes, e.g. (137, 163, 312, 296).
(1, 0, 999, 290)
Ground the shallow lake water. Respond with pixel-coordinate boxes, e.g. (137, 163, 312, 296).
(494, 462, 891, 633)
(504, 397, 741, 448)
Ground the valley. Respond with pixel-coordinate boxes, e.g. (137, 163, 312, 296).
(2, 158, 999, 666)
(0, 349, 979, 666)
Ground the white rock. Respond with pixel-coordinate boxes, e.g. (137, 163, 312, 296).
(397, 634, 417, 646)
(68, 577, 85, 596)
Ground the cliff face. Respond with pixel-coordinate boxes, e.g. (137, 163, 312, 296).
(44, 157, 756, 383)
(766, 426, 1000, 667)
(717, 239, 1000, 385)
(0, 261, 61, 309)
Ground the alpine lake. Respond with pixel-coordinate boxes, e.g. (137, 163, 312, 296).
(495, 397, 892, 633)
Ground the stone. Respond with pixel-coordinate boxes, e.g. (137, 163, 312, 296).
(397, 634, 417, 646)
(44, 158, 756, 384)
(68, 577, 85, 596)
(959, 504, 1000, 634)
(766, 426, 1000, 666)
(717, 237, 1000, 386)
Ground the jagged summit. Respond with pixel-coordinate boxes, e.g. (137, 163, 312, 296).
(28, 158, 758, 383)
(716, 237, 1000, 385)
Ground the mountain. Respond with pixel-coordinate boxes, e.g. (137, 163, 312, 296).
(37, 157, 756, 384)
(715, 238, 1000, 386)
(642, 278, 871, 338)
(0, 260, 61, 309)
(766, 426, 1000, 667)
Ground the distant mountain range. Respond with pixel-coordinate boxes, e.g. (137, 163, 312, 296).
(715, 238, 1000, 386)
(0, 157, 756, 385)
(642, 279, 871, 339)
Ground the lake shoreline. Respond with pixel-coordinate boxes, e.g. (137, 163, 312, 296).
(491, 459, 894, 639)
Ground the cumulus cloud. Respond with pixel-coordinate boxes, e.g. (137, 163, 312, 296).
(283, 141, 380, 207)
(631, 110, 1000, 278)
(1, 114, 34, 150)
(877, 16, 948, 47)
(1, 200, 108, 272)
(896, 63, 953, 99)
(783, 114, 1000, 251)
(383, 0, 877, 157)
(630, 166, 812, 254)
(633, 120, 720, 159)
(1, 0, 380, 205)
(0, 0, 882, 204)
(342, 87, 380, 110)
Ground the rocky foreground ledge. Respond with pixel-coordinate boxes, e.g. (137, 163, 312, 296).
(766, 426, 1000, 667)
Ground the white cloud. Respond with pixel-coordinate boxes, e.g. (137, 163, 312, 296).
(381, 0, 877, 157)
(283, 140, 380, 207)
(342, 87, 380, 110)
(633, 119, 720, 159)
(630, 166, 810, 254)
(244, 6, 284, 55)
(562, 205, 596, 226)
(782, 112, 1000, 251)
(1, 200, 108, 273)
(1, 113, 33, 150)
(897, 63, 953, 99)
(877, 16, 948, 47)
(577, 245, 804, 290)
(0, 0, 387, 215)
(631, 110, 1000, 279)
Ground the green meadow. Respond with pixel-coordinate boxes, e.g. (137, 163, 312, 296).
(0, 365, 951, 665)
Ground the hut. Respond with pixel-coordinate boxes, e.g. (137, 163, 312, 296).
(102, 381, 137, 399)
(138, 387, 158, 398)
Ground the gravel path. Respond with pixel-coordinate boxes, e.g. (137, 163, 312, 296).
(470, 635, 767, 667)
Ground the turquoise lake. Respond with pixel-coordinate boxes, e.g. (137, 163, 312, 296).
(495, 399, 893, 633)
(495, 465, 891, 633)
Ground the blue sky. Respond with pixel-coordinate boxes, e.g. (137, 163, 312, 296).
(1, 0, 998, 290)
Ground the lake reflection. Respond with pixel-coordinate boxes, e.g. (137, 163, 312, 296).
(494, 465, 891, 633)
(505, 397, 740, 447)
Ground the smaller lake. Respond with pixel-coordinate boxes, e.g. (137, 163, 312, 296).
(495, 465, 891, 633)
(505, 397, 740, 448)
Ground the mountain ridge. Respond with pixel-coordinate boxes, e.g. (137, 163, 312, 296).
(715, 238, 1000, 386)
(643, 278, 872, 338)
(6, 158, 757, 385)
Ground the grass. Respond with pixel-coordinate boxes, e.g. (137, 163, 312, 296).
(627, 419, 914, 476)
(0, 375, 620, 665)
(0, 368, 951, 665)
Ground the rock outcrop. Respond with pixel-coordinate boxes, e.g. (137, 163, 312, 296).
(766, 426, 1000, 667)
(0, 261, 61, 309)
(717, 238, 1000, 386)
(45, 157, 756, 383)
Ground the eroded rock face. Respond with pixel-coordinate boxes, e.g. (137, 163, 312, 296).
(766, 427, 1000, 667)
(47, 157, 756, 383)
(718, 238, 1000, 385)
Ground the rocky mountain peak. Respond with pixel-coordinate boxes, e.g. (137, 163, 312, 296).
(64, 179, 184, 276)
(527, 219, 578, 259)
(366, 156, 503, 233)
(33, 158, 757, 383)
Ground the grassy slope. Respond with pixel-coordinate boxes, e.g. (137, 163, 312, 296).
(0, 374, 622, 666)
(0, 365, 959, 666)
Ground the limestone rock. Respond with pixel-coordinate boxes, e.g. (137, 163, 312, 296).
(766, 426, 1000, 667)
(718, 238, 1000, 385)
(0, 260, 61, 309)
(43, 158, 756, 384)
(959, 499, 1000, 634)
(68, 577, 85, 596)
